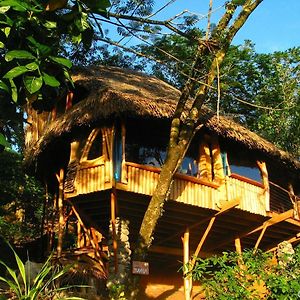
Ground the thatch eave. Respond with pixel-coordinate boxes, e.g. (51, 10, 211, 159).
(24, 65, 300, 176)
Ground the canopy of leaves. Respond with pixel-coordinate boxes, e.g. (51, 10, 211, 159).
(0, 150, 45, 243)
(0, 0, 111, 147)
(132, 36, 300, 157)
(191, 247, 300, 300)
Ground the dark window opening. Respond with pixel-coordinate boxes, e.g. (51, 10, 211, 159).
(227, 153, 262, 183)
(125, 120, 168, 167)
(87, 131, 103, 160)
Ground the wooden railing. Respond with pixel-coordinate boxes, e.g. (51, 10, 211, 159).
(126, 162, 221, 210)
(70, 160, 274, 216)
(73, 158, 112, 195)
(226, 174, 267, 216)
(125, 163, 269, 215)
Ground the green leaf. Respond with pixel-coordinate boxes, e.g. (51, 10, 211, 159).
(49, 56, 72, 68)
(42, 72, 60, 87)
(232, 0, 246, 5)
(63, 68, 74, 87)
(0, 133, 10, 148)
(25, 61, 39, 71)
(5, 50, 35, 61)
(0, 0, 27, 12)
(3, 66, 28, 79)
(3, 27, 11, 37)
(0, 5, 9, 13)
(26, 36, 52, 56)
(9, 79, 17, 102)
(24, 75, 43, 94)
(43, 20, 57, 29)
(0, 41, 3, 48)
(0, 0, 42, 12)
(0, 80, 8, 92)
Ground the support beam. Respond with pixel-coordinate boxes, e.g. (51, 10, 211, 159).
(111, 188, 118, 273)
(245, 209, 294, 237)
(207, 209, 294, 251)
(149, 245, 214, 258)
(57, 168, 64, 257)
(253, 225, 268, 253)
(191, 216, 216, 267)
(156, 198, 240, 246)
(182, 228, 191, 300)
(235, 238, 242, 254)
(71, 205, 100, 258)
(266, 232, 300, 253)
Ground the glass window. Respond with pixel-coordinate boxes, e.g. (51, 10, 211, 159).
(227, 154, 262, 183)
(87, 131, 103, 160)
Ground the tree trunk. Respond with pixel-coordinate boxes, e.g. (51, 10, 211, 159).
(122, 1, 264, 298)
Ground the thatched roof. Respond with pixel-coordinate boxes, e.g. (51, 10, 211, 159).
(25, 65, 300, 174)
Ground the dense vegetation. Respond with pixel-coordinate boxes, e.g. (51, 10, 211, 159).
(191, 245, 300, 299)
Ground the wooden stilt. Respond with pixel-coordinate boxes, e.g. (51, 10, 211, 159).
(77, 220, 82, 248)
(57, 168, 64, 257)
(182, 228, 191, 300)
(111, 188, 118, 273)
(235, 238, 242, 254)
(48, 193, 57, 253)
(72, 205, 100, 257)
(253, 225, 268, 253)
(191, 216, 216, 267)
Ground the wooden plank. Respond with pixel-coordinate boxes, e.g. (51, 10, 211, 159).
(266, 233, 300, 253)
(149, 245, 214, 258)
(230, 173, 264, 188)
(253, 225, 268, 252)
(155, 198, 240, 247)
(111, 188, 118, 273)
(191, 216, 216, 267)
(245, 209, 294, 237)
(208, 209, 294, 251)
(182, 229, 191, 300)
(125, 161, 219, 189)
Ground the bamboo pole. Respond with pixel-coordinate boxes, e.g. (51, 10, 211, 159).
(191, 216, 216, 268)
(57, 168, 64, 257)
(72, 205, 100, 257)
(182, 228, 191, 300)
(111, 187, 118, 273)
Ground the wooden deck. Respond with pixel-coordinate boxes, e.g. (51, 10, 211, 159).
(66, 160, 275, 217)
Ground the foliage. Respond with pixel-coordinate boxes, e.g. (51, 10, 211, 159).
(0, 150, 45, 243)
(190, 247, 300, 300)
(0, 0, 111, 147)
(0, 243, 84, 300)
(135, 36, 300, 156)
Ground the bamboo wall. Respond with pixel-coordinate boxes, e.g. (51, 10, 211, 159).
(73, 161, 111, 195)
(226, 176, 266, 216)
(125, 162, 267, 216)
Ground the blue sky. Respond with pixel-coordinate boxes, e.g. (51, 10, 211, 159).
(152, 0, 300, 53)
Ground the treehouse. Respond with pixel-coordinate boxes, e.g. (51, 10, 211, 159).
(25, 66, 300, 299)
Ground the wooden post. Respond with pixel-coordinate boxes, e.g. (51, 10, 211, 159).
(288, 183, 299, 219)
(182, 228, 191, 300)
(111, 187, 118, 273)
(257, 161, 270, 211)
(191, 216, 216, 267)
(48, 193, 57, 254)
(57, 168, 64, 257)
(235, 238, 242, 254)
(77, 221, 82, 248)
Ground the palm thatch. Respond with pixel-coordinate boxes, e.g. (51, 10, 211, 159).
(25, 65, 300, 174)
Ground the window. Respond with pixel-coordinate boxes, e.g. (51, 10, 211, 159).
(227, 153, 262, 183)
(86, 130, 103, 160)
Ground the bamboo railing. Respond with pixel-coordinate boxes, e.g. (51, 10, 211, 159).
(125, 162, 268, 215)
(69, 159, 291, 217)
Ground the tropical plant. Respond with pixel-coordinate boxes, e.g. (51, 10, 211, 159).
(190, 246, 300, 300)
(0, 243, 85, 300)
